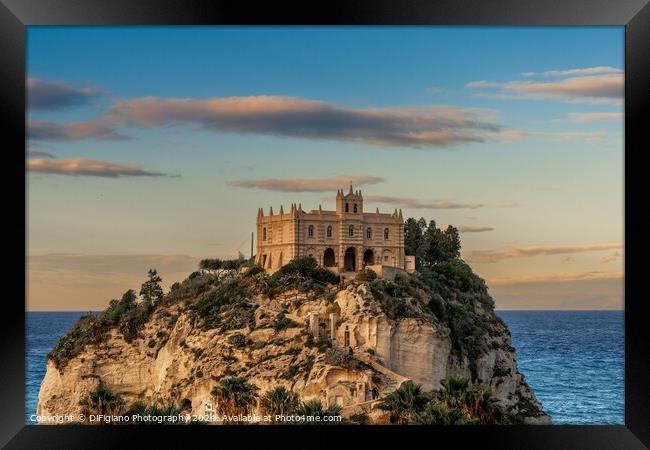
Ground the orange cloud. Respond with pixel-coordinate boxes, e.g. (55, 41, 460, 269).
(467, 69, 623, 104)
(457, 226, 494, 233)
(567, 112, 623, 122)
(27, 77, 103, 111)
(365, 195, 485, 210)
(27, 157, 176, 178)
(466, 242, 623, 263)
(522, 66, 622, 77)
(29, 95, 515, 148)
(488, 270, 623, 285)
(601, 251, 622, 263)
(28, 119, 129, 141)
(231, 175, 384, 192)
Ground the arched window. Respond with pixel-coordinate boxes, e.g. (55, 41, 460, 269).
(345, 203, 349, 213)
(353, 204, 358, 213)
(327, 225, 332, 238)
(348, 225, 354, 237)
(366, 227, 372, 239)
(384, 228, 389, 240)
(263, 227, 267, 240)
(308, 225, 314, 238)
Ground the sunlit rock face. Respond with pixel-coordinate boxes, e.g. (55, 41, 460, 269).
(38, 272, 549, 425)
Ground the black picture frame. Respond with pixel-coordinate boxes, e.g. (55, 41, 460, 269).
(2, 0, 648, 448)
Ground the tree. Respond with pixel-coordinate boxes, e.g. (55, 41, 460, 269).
(79, 385, 125, 423)
(414, 220, 463, 267)
(421, 220, 445, 266)
(260, 386, 299, 419)
(377, 381, 429, 424)
(462, 384, 505, 425)
(199, 258, 223, 272)
(412, 402, 469, 425)
(404, 218, 423, 257)
(140, 269, 164, 306)
(443, 225, 461, 259)
(438, 376, 471, 408)
(105, 289, 137, 323)
(211, 377, 259, 421)
(292, 399, 343, 424)
(127, 401, 198, 425)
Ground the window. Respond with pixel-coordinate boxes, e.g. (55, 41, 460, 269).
(308, 225, 314, 238)
(327, 225, 332, 238)
(366, 227, 372, 239)
(348, 225, 354, 237)
(263, 227, 267, 240)
(384, 228, 389, 240)
(345, 203, 349, 213)
(353, 203, 358, 213)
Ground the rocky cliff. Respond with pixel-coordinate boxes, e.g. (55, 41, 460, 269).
(38, 262, 549, 424)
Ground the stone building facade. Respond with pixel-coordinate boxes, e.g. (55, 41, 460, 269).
(256, 185, 413, 274)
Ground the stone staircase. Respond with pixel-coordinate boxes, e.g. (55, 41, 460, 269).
(339, 349, 411, 416)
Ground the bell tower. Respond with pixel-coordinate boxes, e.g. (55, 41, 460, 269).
(336, 182, 363, 216)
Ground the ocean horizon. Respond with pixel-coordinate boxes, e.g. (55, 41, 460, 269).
(26, 309, 624, 425)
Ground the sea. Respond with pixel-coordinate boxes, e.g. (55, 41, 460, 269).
(25, 310, 624, 425)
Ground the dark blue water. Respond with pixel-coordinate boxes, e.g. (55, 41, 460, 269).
(497, 311, 624, 425)
(26, 311, 90, 424)
(26, 311, 624, 425)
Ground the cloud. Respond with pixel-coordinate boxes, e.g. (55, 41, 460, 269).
(567, 112, 623, 122)
(601, 251, 622, 263)
(466, 242, 623, 263)
(467, 69, 623, 104)
(522, 130, 608, 144)
(365, 195, 485, 210)
(231, 175, 385, 192)
(365, 195, 520, 210)
(26, 150, 56, 159)
(31, 95, 511, 148)
(491, 276, 623, 310)
(28, 253, 199, 276)
(522, 66, 622, 77)
(27, 253, 200, 310)
(488, 270, 622, 285)
(457, 226, 494, 233)
(28, 119, 129, 141)
(27, 77, 103, 111)
(27, 157, 177, 178)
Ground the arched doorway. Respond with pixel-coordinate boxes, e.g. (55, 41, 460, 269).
(344, 247, 356, 272)
(323, 248, 335, 267)
(363, 249, 375, 265)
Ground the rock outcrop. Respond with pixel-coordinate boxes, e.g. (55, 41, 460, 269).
(38, 265, 550, 424)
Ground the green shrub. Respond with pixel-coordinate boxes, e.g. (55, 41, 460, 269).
(267, 257, 339, 288)
(355, 268, 377, 282)
(272, 311, 298, 331)
(195, 278, 252, 330)
(48, 313, 106, 369)
(324, 347, 357, 369)
(228, 333, 247, 348)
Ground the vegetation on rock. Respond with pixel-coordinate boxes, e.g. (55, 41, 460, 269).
(379, 376, 506, 425)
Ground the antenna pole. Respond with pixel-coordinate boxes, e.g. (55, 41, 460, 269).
(250, 231, 254, 260)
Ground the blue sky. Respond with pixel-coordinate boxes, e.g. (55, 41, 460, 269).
(26, 26, 624, 310)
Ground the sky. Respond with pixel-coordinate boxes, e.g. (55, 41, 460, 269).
(26, 26, 624, 311)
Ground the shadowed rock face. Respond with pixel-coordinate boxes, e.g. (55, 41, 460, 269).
(38, 270, 549, 424)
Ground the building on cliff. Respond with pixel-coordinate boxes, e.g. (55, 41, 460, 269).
(256, 184, 415, 275)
